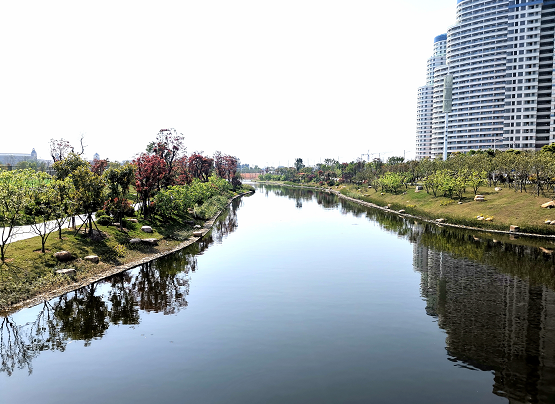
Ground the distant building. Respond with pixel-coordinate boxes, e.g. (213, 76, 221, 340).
(0, 148, 38, 165)
(93, 153, 100, 161)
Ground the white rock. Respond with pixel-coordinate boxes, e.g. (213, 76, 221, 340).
(84, 255, 99, 263)
(56, 268, 76, 276)
(141, 226, 153, 233)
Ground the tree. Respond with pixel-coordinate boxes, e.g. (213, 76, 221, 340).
(294, 158, 304, 172)
(71, 166, 105, 236)
(103, 164, 136, 230)
(0, 170, 35, 262)
(387, 156, 405, 165)
(150, 128, 185, 189)
(91, 159, 109, 176)
(49, 178, 76, 239)
(49, 139, 74, 162)
(49, 136, 86, 162)
(134, 154, 166, 217)
(188, 154, 213, 182)
(25, 173, 61, 253)
(52, 153, 90, 180)
(214, 151, 239, 187)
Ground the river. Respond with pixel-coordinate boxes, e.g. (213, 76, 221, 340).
(1, 184, 554, 403)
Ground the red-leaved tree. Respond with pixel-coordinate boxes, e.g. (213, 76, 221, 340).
(188, 153, 213, 182)
(91, 159, 108, 175)
(134, 154, 166, 217)
(151, 128, 185, 188)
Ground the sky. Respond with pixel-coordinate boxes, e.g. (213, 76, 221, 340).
(0, 0, 456, 167)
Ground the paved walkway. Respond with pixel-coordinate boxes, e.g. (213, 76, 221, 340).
(2, 215, 95, 245)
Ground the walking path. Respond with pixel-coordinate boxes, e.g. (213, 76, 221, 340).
(2, 215, 95, 244)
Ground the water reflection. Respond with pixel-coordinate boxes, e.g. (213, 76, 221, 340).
(259, 185, 555, 403)
(3, 185, 555, 402)
(0, 201, 241, 376)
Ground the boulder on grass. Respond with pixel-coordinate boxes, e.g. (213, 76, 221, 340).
(56, 268, 76, 276)
(510, 225, 520, 232)
(84, 255, 99, 264)
(474, 195, 485, 202)
(141, 226, 153, 233)
(541, 201, 555, 209)
(141, 238, 159, 246)
(415, 186, 424, 192)
(54, 251, 74, 262)
(129, 238, 141, 244)
(495, 187, 502, 192)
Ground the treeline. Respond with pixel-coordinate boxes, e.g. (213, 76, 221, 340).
(0, 129, 244, 262)
(260, 147, 555, 199)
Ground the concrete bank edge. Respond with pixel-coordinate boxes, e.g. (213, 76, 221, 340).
(257, 181, 555, 240)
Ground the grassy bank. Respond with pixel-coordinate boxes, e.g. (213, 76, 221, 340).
(257, 180, 555, 236)
(0, 189, 253, 313)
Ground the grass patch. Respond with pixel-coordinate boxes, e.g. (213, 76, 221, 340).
(0, 220, 183, 311)
(339, 184, 555, 235)
(258, 180, 555, 235)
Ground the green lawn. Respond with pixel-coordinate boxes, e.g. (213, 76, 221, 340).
(339, 184, 555, 235)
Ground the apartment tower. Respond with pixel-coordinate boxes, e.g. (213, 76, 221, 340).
(416, 0, 555, 159)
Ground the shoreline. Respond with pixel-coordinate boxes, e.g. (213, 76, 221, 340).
(257, 181, 555, 240)
(4, 191, 253, 315)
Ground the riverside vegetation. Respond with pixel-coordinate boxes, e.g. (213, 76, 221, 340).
(258, 149, 555, 235)
(0, 129, 253, 311)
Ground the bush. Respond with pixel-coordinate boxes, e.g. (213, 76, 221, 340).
(193, 195, 228, 219)
(96, 215, 112, 225)
(121, 218, 138, 230)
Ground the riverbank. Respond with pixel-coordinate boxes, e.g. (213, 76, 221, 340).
(257, 181, 555, 239)
(0, 191, 253, 314)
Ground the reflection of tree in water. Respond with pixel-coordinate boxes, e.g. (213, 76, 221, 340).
(209, 198, 240, 245)
(1, 302, 67, 376)
(259, 184, 339, 210)
(0, 200, 242, 376)
(54, 285, 110, 345)
(133, 260, 190, 315)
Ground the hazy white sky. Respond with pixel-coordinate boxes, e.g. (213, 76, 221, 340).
(1, 0, 456, 167)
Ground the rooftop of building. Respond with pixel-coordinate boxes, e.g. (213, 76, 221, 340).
(434, 34, 447, 43)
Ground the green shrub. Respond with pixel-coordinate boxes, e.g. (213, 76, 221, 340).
(193, 195, 228, 219)
(96, 215, 112, 225)
(121, 218, 138, 230)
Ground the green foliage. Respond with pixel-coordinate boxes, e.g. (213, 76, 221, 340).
(154, 176, 233, 222)
(103, 163, 136, 228)
(378, 172, 406, 194)
(0, 169, 49, 261)
(70, 166, 105, 235)
(52, 153, 90, 180)
(193, 195, 229, 219)
(96, 215, 112, 225)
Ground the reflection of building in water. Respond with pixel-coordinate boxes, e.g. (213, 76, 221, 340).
(413, 244, 555, 403)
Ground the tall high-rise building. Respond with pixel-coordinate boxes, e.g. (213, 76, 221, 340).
(416, 34, 447, 160)
(416, 0, 555, 159)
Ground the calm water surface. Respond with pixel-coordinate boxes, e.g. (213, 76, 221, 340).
(2, 185, 555, 403)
